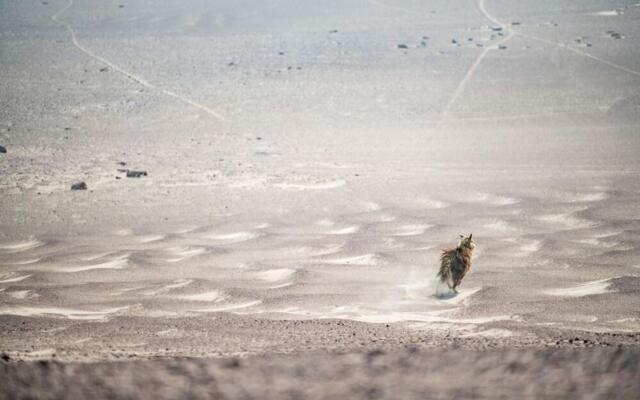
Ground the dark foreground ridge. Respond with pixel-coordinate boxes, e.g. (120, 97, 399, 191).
(2, 347, 639, 400)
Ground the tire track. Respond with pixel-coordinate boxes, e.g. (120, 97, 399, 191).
(440, 0, 514, 123)
(51, 0, 227, 121)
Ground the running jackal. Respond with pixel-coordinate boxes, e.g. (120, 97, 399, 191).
(437, 234, 475, 293)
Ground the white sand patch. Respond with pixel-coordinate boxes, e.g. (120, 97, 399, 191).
(275, 179, 346, 191)
(592, 10, 621, 16)
(254, 222, 271, 229)
(327, 225, 360, 235)
(414, 198, 450, 209)
(466, 193, 520, 206)
(7, 258, 41, 265)
(0, 306, 129, 320)
(253, 268, 296, 282)
(572, 192, 608, 202)
(113, 229, 134, 236)
(544, 278, 615, 297)
(178, 290, 227, 302)
(537, 211, 594, 229)
(578, 238, 619, 248)
(520, 240, 542, 254)
(136, 234, 166, 243)
(306, 243, 345, 257)
(483, 220, 517, 231)
(391, 224, 433, 236)
(460, 328, 514, 338)
(360, 201, 382, 211)
(316, 218, 335, 226)
(0, 273, 32, 284)
(206, 231, 260, 243)
(0, 237, 44, 253)
(268, 281, 295, 289)
(79, 252, 113, 261)
(194, 300, 262, 313)
(323, 253, 381, 266)
(143, 279, 193, 296)
(165, 246, 206, 262)
(58, 254, 129, 272)
(6, 290, 39, 300)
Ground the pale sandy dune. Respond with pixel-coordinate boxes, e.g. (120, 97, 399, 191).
(57, 254, 130, 273)
(327, 226, 360, 235)
(165, 246, 206, 262)
(322, 253, 382, 266)
(0, 238, 44, 253)
(194, 300, 262, 313)
(0, 273, 33, 284)
(205, 231, 260, 243)
(274, 179, 346, 190)
(544, 278, 616, 297)
(253, 268, 297, 283)
(0, 306, 129, 320)
(178, 290, 227, 302)
(142, 279, 193, 296)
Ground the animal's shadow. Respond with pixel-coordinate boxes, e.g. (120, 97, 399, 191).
(434, 291, 459, 300)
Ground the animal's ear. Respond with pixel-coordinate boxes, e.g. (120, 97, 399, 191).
(469, 233, 472, 240)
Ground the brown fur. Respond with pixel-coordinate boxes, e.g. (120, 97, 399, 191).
(437, 234, 475, 292)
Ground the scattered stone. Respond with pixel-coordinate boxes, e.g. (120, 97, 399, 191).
(329, 29, 338, 34)
(278, 51, 285, 55)
(397, 44, 408, 49)
(71, 181, 87, 191)
(451, 39, 458, 45)
(118, 4, 124, 8)
(118, 161, 126, 166)
(227, 62, 236, 67)
(511, 21, 521, 26)
(0, 145, 6, 153)
(491, 26, 503, 31)
(1, 352, 10, 362)
(498, 45, 508, 50)
(224, 357, 242, 368)
(126, 170, 147, 178)
(255, 137, 262, 141)
(99, 67, 109, 72)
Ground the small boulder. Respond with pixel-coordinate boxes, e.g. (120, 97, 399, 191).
(71, 181, 87, 190)
(0, 145, 6, 153)
(126, 170, 147, 178)
(397, 44, 409, 49)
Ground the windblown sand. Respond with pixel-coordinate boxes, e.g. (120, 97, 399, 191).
(1, 0, 639, 398)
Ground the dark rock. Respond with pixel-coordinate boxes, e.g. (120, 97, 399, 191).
(224, 357, 241, 368)
(498, 45, 508, 50)
(118, 161, 126, 166)
(126, 170, 147, 178)
(99, 67, 109, 72)
(1, 352, 10, 362)
(0, 145, 6, 153)
(397, 44, 409, 49)
(329, 29, 338, 34)
(71, 181, 87, 190)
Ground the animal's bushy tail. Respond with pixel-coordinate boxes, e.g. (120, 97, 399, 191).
(437, 250, 453, 288)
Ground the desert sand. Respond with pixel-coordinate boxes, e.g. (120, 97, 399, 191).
(1, 0, 639, 398)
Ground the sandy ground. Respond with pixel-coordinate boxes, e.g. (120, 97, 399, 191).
(1, 0, 640, 398)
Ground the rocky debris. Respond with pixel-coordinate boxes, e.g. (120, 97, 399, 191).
(511, 21, 521, 26)
(99, 67, 109, 72)
(71, 182, 87, 191)
(575, 37, 593, 47)
(118, 161, 126, 166)
(498, 45, 508, 50)
(491, 26, 503, 32)
(1, 352, 10, 362)
(329, 29, 338, 34)
(397, 44, 408, 49)
(606, 30, 623, 39)
(126, 170, 147, 178)
(0, 145, 6, 153)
